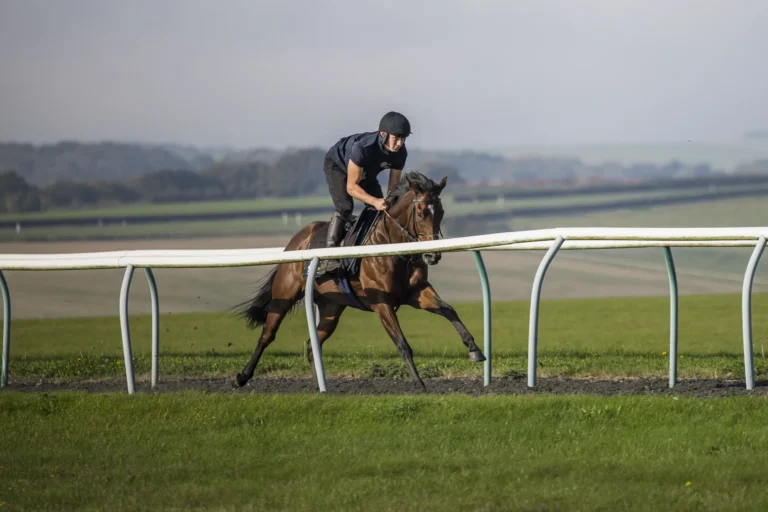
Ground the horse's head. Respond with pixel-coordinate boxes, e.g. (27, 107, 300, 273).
(388, 171, 447, 265)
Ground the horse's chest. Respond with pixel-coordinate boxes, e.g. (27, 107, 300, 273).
(358, 258, 426, 295)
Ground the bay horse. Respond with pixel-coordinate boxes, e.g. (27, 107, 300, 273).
(232, 171, 486, 390)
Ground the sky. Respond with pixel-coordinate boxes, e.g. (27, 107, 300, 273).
(0, 0, 766, 151)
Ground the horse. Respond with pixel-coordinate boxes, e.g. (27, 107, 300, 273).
(232, 171, 486, 390)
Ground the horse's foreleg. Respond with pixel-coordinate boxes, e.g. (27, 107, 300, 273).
(407, 284, 486, 362)
(371, 302, 426, 389)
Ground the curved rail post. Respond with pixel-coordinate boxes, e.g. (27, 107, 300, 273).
(145, 268, 160, 388)
(472, 251, 492, 387)
(663, 247, 679, 388)
(119, 264, 136, 394)
(742, 236, 766, 391)
(528, 236, 565, 387)
(0, 271, 9, 388)
(305, 256, 327, 392)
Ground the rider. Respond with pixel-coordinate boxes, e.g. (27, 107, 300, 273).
(316, 111, 412, 275)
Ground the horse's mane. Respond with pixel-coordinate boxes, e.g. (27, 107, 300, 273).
(387, 171, 440, 206)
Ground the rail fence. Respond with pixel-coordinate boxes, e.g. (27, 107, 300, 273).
(0, 227, 765, 393)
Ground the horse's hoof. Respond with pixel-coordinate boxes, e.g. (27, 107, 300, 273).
(469, 350, 486, 362)
(232, 373, 248, 388)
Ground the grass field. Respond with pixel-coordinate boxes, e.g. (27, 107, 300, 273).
(3, 180, 767, 228)
(4, 184, 768, 243)
(3, 294, 768, 510)
(507, 195, 768, 284)
(2, 214, 332, 242)
(511, 196, 768, 231)
(5, 294, 768, 383)
(3, 393, 768, 511)
(2, 189, 768, 509)
(0, 195, 334, 222)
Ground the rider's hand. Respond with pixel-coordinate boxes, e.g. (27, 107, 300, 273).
(372, 198, 388, 211)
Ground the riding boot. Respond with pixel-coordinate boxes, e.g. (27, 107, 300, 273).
(316, 213, 345, 276)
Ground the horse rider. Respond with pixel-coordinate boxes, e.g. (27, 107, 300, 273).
(316, 111, 412, 276)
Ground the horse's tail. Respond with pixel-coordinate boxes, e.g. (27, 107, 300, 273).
(232, 267, 298, 329)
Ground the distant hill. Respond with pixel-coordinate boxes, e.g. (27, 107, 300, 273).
(406, 150, 510, 183)
(2, 140, 768, 194)
(0, 141, 291, 186)
(217, 147, 283, 165)
(0, 141, 205, 186)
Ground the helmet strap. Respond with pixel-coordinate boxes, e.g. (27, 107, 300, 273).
(379, 132, 390, 153)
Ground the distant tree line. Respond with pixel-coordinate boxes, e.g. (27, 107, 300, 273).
(0, 148, 465, 213)
(1, 140, 767, 214)
(0, 141, 463, 188)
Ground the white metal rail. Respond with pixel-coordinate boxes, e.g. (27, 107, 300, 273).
(0, 227, 766, 393)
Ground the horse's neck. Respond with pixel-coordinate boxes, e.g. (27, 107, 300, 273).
(366, 198, 412, 246)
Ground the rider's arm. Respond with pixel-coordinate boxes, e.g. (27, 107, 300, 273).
(388, 145, 406, 194)
(387, 169, 402, 194)
(346, 161, 381, 206)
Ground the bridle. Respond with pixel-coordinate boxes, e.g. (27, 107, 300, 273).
(381, 196, 443, 244)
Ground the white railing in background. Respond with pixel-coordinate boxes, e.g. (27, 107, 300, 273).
(0, 227, 765, 393)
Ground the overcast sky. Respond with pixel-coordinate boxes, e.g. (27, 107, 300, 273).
(1, 0, 766, 150)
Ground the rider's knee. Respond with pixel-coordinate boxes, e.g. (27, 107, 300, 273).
(334, 210, 351, 222)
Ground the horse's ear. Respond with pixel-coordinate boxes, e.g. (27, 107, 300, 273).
(437, 176, 447, 194)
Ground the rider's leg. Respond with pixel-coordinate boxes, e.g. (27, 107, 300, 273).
(317, 211, 345, 274)
(318, 154, 352, 275)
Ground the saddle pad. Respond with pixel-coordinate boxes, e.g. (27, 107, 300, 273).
(302, 208, 380, 312)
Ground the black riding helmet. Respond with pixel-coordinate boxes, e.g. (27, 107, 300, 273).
(378, 111, 412, 138)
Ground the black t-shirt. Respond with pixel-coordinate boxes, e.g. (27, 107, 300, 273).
(328, 131, 407, 183)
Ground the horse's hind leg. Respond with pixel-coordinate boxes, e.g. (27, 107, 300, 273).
(407, 283, 486, 362)
(305, 301, 347, 384)
(371, 303, 426, 390)
(234, 294, 301, 388)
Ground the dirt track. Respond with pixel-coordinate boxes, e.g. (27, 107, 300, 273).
(4, 377, 768, 397)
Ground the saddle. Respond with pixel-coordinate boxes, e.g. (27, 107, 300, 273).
(303, 207, 381, 311)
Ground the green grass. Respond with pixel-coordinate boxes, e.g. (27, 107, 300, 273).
(0, 195, 334, 222)
(4, 294, 768, 510)
(37, 183, 768, 221)
(447, 183, 768, 215)
(4, 180, 766, 226)
(513, 196, 768, 230)
(5, 184, 768, 242)
(1, 214, 329, 241)
(2, 392, 768, 511)
(5, 294, 768, 382)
